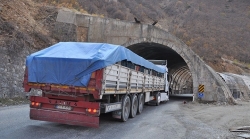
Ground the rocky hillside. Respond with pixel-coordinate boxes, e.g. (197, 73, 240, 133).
(0, 0, 58, 98)
(0, 0, 250, 98)
(3, 0, 250, 73)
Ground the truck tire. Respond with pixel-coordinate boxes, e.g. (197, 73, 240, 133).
(156, 93, 161, 106)
(129, 94, 138, 118)
(137, 93, 144, 114)
(121, 95, 131, 122)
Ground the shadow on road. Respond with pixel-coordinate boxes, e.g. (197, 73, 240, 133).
(169, 96, 193, 102)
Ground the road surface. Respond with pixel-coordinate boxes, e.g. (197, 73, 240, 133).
(0, 99, 232, 139)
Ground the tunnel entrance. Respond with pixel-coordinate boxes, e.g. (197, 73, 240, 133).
(56, 10, 236, 103)
(127, 42, 194, 99)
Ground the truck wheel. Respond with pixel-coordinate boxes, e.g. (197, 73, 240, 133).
(121, 95, 131, 122)
(137, 93, 144, 114)
(129, 94, 138, 118)
(156, 93, 161, 106)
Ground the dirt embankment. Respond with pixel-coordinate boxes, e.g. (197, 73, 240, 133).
(181, 101, 250, 138)
(0, 0, 57, 50)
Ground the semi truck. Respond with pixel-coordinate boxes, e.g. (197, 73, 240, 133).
(23, 42, 169, 128)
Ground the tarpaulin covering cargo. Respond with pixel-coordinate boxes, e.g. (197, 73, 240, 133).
(26, 42, 165, 86)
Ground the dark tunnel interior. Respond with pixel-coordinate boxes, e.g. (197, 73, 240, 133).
(127, 42, 193, 97)
(127, 42, 184, 67)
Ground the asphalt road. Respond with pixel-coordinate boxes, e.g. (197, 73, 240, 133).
(0, 99, 227, 139)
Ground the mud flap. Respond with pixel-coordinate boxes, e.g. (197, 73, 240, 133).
(112, 110, 122, 119)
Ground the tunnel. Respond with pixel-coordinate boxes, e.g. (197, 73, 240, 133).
(56, 9, 237, 103)
(127, 42, 194, 99)
(218, 73, 250, 100)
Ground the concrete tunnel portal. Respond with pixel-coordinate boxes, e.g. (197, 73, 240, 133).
(127, 42, 194, 99)
(56, 9, 237, 103)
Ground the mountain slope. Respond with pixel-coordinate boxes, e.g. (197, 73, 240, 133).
(1, 0, 250, 74)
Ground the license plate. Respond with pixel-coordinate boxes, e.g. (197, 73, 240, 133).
(55, 105, 72, 111)
(105, 103, 121, 113)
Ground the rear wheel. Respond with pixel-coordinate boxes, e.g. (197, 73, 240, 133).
(121, 95, 131, 122)
(137, 93, 144, 114)
(156, 93, 161, 106)
(129, 94, 138, 118)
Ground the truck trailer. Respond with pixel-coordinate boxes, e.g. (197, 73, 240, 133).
(23, 42, 169, 127)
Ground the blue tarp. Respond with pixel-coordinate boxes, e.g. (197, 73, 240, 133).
(26, 42, 166, 87)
